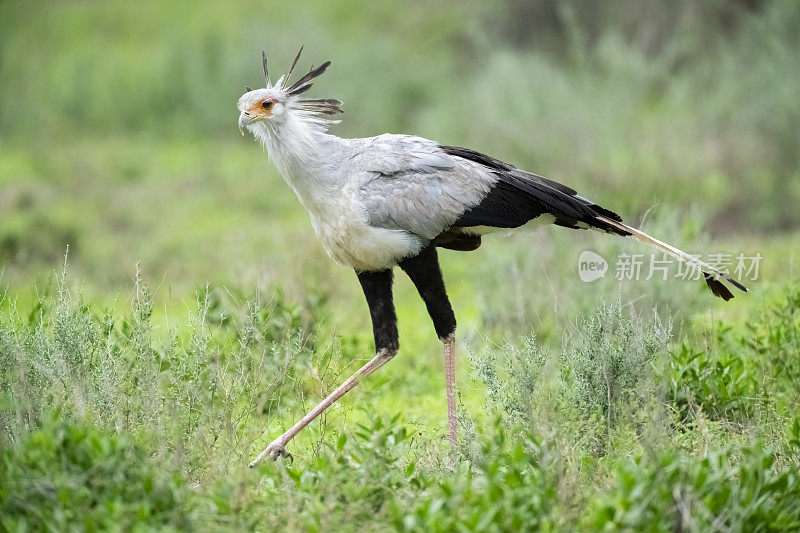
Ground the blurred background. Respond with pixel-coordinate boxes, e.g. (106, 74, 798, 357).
(2, 2, 800, 528)
(1, 0, 799, 349)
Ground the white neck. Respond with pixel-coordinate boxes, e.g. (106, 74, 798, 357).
(252, 113, 344, 210)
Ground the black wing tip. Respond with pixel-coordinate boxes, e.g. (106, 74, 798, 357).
(727, 276, 749, 293)
(704, 273, 749, 301)
(589, 204, 624, 223)
(705, 274, 735, 301)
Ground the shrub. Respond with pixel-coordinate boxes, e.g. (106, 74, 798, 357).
(668, 340, 760, 421)
(257, 413, 418, 531)
(391, 421, 561, 532)
(587, 442, 800, 532)
(0, 415, 195, 531)
(562, 299, 670, 431)
(668, 285, 800, 424)
(253, 414, 563, 532)
(469, 333, 547, 424)
(0, 273, 319, 480)
(742, 286, 800, 400)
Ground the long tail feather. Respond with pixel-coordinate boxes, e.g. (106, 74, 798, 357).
(595, 216, 748, 301)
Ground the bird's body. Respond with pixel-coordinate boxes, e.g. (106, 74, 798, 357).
(240, 49, 747, 465)
(249, 116, 618, 272)
(257, 127, 498, 270)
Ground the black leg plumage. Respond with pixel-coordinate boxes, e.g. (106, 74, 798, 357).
(356, 269, 399, 354)
(399, 245, 457, 340)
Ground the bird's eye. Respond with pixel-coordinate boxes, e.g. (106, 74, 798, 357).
(262, 101, 273, 109)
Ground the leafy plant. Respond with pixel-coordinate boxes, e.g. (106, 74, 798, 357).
(587, 443, 800, 532)
(669, 341, 760, 421)
(562, 299, 670, 433)
(396, 425, 562, 532)
(0, 415, 195, 531)
(668, 285, 800, 423)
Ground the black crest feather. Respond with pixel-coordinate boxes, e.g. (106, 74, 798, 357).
(261, 51, 270, 86)
(254, 47, 341, 115)
(284, 45, 304, 87)
(296, 97, 343, 115)
(286, 61, 332, 97)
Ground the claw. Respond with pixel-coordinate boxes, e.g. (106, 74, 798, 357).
(269, 445, 293, 462)
(249, 440, 293, 468)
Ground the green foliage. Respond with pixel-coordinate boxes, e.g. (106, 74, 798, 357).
(0, 415, 194, 532)
(255, 413, 417, 531)
(669, 340, 760, 421)
(588, 443, 800, 532)
(397, 426, 561, 532)
(470, 333, 547, 422)
(0, 274, 319, 481)
(563, 299, 670, 427)
(3, 276, 800, 531)
(668, 285, 800, 423)
(252, 414, 562, 532)
(742, 286, 800, 395)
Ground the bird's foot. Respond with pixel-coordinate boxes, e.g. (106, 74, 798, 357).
(249, 439, 293, 468)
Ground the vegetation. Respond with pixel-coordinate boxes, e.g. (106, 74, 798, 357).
(1, 1, 799, 531)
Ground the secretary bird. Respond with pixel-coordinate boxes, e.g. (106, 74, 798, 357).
(240, 48, 747, 466)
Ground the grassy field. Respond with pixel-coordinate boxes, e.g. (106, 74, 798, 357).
(2, 1, 800, 531)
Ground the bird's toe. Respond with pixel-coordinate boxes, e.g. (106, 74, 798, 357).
(249, 440, 293, 468)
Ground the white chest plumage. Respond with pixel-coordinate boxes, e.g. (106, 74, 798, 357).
(258, 123, 423, 271)
(299, 178, 424, 271)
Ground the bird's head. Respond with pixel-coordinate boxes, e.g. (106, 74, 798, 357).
(238, 47, 343, 137)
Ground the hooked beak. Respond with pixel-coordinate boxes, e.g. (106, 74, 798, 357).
(238, 112, 252, 135)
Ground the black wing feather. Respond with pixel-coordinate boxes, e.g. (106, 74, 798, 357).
(439, 145, 628, 235)
(438, 144, 747, 302)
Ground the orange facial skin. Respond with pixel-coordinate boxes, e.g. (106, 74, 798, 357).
(249, 97, 277, 118)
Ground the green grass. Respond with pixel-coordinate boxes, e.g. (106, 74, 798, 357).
(2, 0, 800, 531)
(2, 275, 800, 531)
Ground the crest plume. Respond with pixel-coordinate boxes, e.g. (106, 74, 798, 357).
(283, 45, 304, 88)
(281, 47, 342, 116)
(262, 51, 270, 87)
(286, 62, 332, 96)
(249, 47, 343, 117)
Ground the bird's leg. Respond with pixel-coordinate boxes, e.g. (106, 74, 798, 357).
(399, 246, 458, 450)
(249, 348, 396, 466)
(249, 269, 397, 467)
(442, 332, 457, 449)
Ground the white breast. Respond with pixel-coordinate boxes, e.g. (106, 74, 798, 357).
(307, 192, 424, 271)
(256, 122, 425, 270)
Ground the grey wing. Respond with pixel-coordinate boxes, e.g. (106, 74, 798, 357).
(350, 134, 496, 239)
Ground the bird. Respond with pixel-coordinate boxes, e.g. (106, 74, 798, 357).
(240, 48, 747, 466)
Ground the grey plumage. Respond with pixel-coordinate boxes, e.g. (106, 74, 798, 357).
(350, 135, 494, 240)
